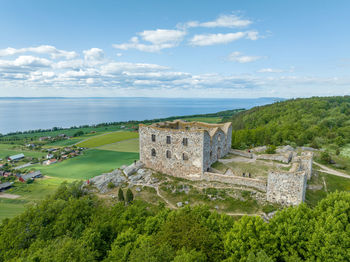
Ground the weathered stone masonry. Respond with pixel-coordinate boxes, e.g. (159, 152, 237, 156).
(139, 120, 232, 178)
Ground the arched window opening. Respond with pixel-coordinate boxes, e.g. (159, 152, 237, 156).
(151, 134, 156, 142)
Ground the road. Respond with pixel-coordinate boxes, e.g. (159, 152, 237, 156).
(314, 162, 350, 179)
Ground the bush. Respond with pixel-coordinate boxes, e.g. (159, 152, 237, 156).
(320, 151, 332, 164)
(265, 145, 276, 154)
(107, 182, 115, 189)
(126, 189, 134, 203)
(118, 188, 125, 202)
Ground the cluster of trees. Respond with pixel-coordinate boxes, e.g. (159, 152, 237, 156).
(1, 182, 350, 261)
(231, 96, 350, 149)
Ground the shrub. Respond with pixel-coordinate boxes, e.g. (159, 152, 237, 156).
(107, 182, 115, 189)
(265, 145, 276, 154)
(118, 188, 125, 202)
(126, 189, 134, 203)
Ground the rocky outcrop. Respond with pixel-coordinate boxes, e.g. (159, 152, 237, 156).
(123, 161, 144, 177)
(88, 169, 126, 193)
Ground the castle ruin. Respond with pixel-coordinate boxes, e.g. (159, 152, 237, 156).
(139, 120, 232, 178)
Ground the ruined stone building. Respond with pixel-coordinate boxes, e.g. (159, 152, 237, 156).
(139, 120, 232, 178)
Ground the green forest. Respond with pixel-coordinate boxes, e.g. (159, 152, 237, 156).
(1, 182, 350, 262)
(231, 96, 350, 149)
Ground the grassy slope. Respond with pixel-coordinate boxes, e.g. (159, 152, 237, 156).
(0, 144, 46, 159)
(31, 149, 139, 180)
(0, 177, 73, 221)
(77, 131, 139, 148)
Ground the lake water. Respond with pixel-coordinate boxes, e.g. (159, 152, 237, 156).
(0, 97, 280, 134)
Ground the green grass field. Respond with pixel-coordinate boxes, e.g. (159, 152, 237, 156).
(0, 144, 46, 159)
(98, 138, 139, 153)
(77, 131, 139, 148)
(31, 149, 139, 180)
(45, 138, 84, 147)
(0, 177, 73, 221)
(182, 117, 222, 123)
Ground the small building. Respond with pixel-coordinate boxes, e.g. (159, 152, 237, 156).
(43, 159, 57, 165)
(46, 154, 54, 159)
(20, 171, 42, 182)
(0, 182, 14, 191)
(8, 153, 25, 162)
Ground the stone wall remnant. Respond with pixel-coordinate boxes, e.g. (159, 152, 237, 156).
(267, 171, 307, 205)
(139, 120, 232, 178)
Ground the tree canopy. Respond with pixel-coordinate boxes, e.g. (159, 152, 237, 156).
(1, 182, 350, 261)
(231, 96, 350, 149)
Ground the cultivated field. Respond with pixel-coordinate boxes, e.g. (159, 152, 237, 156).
(0, 144, 46, 159)
(77, 131, 139, 148)
(31, 149, 139, 180)
(98, 138, 139, 153)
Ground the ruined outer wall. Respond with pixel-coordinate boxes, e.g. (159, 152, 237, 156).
(267, 171, 307, 205)
(202, 172, 267, 191)
(139, 125, 204, 177)
(299, 152, 313, 179)
(256, 152, 293, 163)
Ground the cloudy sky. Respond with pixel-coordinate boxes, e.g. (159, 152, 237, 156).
(0, 0, 349, 98)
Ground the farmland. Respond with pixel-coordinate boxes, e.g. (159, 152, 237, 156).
(0, 177, 74, 221)
(98, 138, 139, 153)
(76, 131, 139, 148)
(0, 144, 45, 159)
(31, 149, 139, 180)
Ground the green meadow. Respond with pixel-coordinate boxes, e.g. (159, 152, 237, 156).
(99, 138, 139, 153)
(0, 144, 46, 159)
(0, 177, 74, 221)
(77, 131, 139, 148)
(31, 149, 139, 180)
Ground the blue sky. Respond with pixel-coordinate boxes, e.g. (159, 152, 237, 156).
(0, 0, 349, 98)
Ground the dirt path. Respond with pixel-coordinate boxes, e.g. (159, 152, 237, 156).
(0, 193, 20, 199)
(314, 162, 350, 179)
(132, 183, 177, 209)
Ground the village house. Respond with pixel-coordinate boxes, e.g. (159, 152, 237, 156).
(8, 153, 25, 162)
(0, 182, 14, 191)
(20, 171, 42, 182)
(139, 120, 232, 178)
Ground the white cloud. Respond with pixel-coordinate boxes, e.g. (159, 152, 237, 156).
(139, 29, 186, 44)
(0, 55, 52, 70)
(186, 14, 252, 28)
(0, 45, 77, 59)
(83, 48, 104, 61)
(113, 29, 186, 52)
(189, 31, 259, 46)
(227, 52, 262, 63)
(258, 68, 284, 73)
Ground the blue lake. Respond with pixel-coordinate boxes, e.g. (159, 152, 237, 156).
(0, 97, 280, 134)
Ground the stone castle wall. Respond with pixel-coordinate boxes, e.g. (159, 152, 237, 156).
(202, 172, 267, 191)
(139, 125, 205, 178)
(256, 152, 293, 163)
(267, 171, 307, 205)
(139, 120, 232, 178)
(299, 152, 313, 179)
